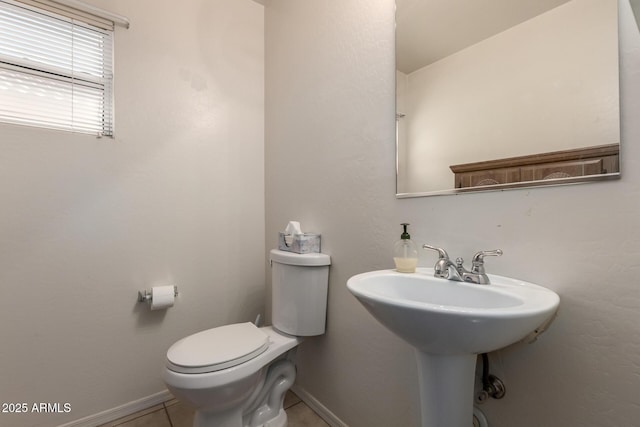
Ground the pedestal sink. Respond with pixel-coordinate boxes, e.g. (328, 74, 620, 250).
(347, 268, 559, 427)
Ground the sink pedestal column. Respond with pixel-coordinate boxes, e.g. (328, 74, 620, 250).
(415, 351, 476, 427)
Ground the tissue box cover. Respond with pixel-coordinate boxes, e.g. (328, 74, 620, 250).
(278, 233, 321, 254)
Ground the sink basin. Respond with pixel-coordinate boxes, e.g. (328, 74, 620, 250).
(347, 268, 559, 427)
(347, 268, 559, 355)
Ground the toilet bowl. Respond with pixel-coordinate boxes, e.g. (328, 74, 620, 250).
(163, 324, 301, 427)
(163, 249, 331, 427)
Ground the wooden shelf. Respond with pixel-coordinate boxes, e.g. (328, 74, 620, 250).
(450, 144, 619, 189)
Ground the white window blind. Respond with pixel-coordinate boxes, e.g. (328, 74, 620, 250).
(0, 0, 114, 136)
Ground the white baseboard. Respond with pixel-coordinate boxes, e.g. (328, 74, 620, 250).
(291, 385, 348, 427)
(57, 390, 172, 427)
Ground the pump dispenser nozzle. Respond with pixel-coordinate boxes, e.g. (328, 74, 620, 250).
(400, 223, 411, 240)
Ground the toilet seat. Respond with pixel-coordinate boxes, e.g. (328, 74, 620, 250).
(166, 322, 270, 374)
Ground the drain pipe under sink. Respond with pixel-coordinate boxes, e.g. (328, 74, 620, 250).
(473, 406, 489, 427)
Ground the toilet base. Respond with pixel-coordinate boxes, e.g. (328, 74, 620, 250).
(189, 357, 296, 427)
(194, 408, 287, 427)
(263, 409, 287, 427)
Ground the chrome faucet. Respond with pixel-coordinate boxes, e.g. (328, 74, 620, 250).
(422, 244, 503, 285)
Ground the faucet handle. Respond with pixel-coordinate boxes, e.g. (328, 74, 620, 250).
(422, 244, 449, 260)
(423, 244, 451, 278)
(472, 249, 503, 262)
(471, 249, 503, 273)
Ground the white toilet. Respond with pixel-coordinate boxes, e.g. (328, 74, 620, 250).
(163, 249, 331, 427)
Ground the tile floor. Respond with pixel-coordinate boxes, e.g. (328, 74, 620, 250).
(98, 391, 329, 427)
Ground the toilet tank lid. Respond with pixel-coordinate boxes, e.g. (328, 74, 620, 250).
(270, 249, 331, 266)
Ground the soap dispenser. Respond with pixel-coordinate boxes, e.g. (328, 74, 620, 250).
(393, 223, 418, 273)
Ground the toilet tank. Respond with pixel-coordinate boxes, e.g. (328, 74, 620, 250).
(270, 249, 331, 336)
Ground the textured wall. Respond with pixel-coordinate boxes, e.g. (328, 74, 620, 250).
(265, 0, 640, 426)
(0, 1, 264, 426)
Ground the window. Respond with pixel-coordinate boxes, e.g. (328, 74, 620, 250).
(0, 0, 115, 136)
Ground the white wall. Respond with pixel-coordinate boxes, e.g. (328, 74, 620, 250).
(399, 0, 620, 193)
(0, 1, 264, 426)
(265, 0, 640, 426)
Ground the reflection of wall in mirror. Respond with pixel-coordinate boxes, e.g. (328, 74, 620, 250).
(396, 69, 409, 192)
(397, 0, 619, 194)
(632, 0, 640, 30)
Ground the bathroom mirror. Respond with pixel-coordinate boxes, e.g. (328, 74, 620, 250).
(396, 0, 620, 197)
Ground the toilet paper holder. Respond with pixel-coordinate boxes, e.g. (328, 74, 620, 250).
(137, 286, 179, 303)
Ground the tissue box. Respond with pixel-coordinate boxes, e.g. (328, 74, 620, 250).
(278, 233, 321, 254)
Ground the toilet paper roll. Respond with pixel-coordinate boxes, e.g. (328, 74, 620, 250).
(150, 285, 175, 310)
